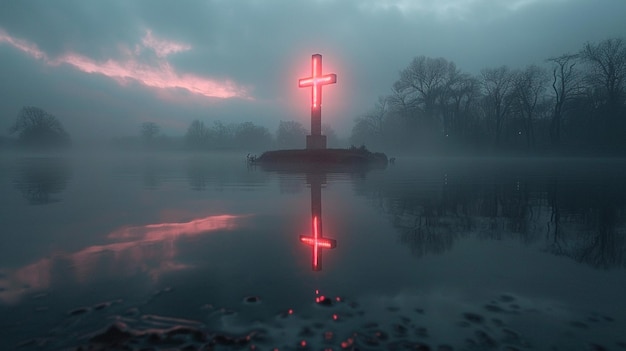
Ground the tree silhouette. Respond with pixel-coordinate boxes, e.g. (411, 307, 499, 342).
(510, 64, 549, 149)
(480, 66, 515, 147)
(140, 122, 160, 144)
(547, 53, 581, 148)
(185, 120, 210, 149)
(276, 120, 307, 149)
(9, 106, 71, 148)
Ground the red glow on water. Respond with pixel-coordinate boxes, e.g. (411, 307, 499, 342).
(340, 337, 354, 349)
(299, 216, 336, 271)
(0, 214, 245, 304)
(332, 313, 339, 320)
(298, 54, 337, 109)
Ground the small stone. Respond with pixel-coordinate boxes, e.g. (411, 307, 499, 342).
(462, 312, 484, 324)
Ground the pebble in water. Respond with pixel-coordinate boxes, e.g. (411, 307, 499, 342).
(244, 296, 261, 304)
(462, 312, 484, 324)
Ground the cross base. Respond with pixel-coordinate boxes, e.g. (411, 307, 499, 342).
(306, 135, 327, 150)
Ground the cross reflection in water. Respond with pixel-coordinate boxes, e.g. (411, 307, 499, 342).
(299, 173, 336, 271)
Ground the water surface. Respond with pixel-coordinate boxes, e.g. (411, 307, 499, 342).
(1, 152, 625, 350)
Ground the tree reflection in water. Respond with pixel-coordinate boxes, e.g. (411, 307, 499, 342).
(13, 157, 71, 205)
(354, 159, 626, 269)
(547, 178, 626, 269)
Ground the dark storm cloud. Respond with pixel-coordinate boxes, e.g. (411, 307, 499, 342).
(1, 0, 625, 138)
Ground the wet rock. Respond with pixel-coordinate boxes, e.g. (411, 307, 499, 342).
(375, 330, 389, 341)
(316, 296, 333, 306)
(399, 315, 411, 324)
(588, 343, 608, 351)
(491, 318, 504, 327)
(569, 321, 589, 329)
(166, 326, 206, 342)
(93, 301, 113, 311)
(484, 304, 504, 313)
(474, 330, 497, 348)
(392, 323, 408, 336)
(457, 321, 471, 328)
(502, 328, 521, 344)
(500, 295, 515, 303)
(124, 307, 140, 316)
(244, 296, 261, 304)
(587, 316, 600, 323)
(90, 322, 133, 345)
(211, 332, 253, 346)
(298, 326, 315, 337)
(68, 307, 89, 316)
(323, 330, 335, 342)
(362, 322, 379, 329)
(462, 312, 484, 324)
(416, 326, 429, 338)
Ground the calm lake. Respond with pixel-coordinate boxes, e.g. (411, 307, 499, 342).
(1, 152, 625, 350)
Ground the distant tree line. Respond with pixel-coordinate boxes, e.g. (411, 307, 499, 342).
(351, 37, 626, 155)
(184, 119, 340, 151)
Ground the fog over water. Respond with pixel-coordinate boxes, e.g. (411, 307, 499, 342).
(1, 151, 625, 349)
(1, 1, 626, 348)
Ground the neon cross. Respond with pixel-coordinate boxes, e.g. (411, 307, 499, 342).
(299, 216, 336, 271)
(298, 54, 337, 109)
(299, 54, 336, 149)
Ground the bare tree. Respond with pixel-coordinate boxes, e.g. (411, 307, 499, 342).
(276, 120, 307, 149)
(444, 73, 481, 141)
(393, 56, 461, 124)
(233, 122, 272, 149)
(9, 106, 71, 148)
(140, 122, 160, 143)
(185, 120, 210, 149)
(511, 64, 549, 149)
(580, 38, 626, 112)
(481, 66, 516, 147)
(547, 53, 580, 147)
(351, 96, 389, 148)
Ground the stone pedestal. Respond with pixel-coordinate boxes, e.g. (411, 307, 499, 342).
(306, 134, 327, 149)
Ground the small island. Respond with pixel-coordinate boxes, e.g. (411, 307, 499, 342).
(256, 54, 388, 168)
(256, 146, 388, 165)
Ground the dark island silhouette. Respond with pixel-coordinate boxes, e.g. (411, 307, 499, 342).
(256, 146, 388, 166)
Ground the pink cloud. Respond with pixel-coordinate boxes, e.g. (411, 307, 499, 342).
(141, 29, 191, 58)
(0, 28, 250, 99)
(0, 28, 46, 59)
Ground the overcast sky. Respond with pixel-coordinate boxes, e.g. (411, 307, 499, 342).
(1, 0, 625, 140)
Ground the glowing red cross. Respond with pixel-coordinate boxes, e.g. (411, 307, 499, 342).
(299, 216, 336, 271)
(298, 54, 337, 109)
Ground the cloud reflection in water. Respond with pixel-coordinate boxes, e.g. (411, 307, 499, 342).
(0, 214, 245, 304)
